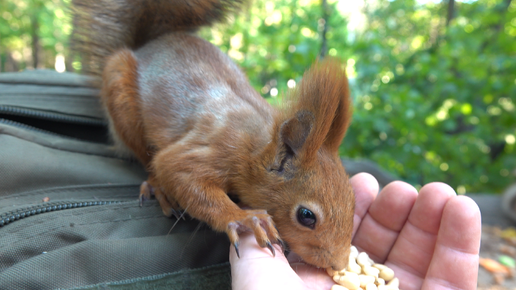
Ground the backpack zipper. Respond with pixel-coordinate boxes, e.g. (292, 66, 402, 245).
(0, 118, 71, 139)
(0, 105, 105, 126)
(0, 200, 127, 228)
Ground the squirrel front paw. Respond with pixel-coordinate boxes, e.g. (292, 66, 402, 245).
(225, 210, 282, 258)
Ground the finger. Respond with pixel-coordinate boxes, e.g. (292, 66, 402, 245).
(230, 232, 304, 289)
(230, 231, 288, 263)
(385, 182, 456, 289)
(350, 172, 379, 237)
(421, 195, 481, 290)
(352, 181, 418, 262)
(286, 251, 336, 289)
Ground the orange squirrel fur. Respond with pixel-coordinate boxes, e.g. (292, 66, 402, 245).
(72, 0, 355, 270)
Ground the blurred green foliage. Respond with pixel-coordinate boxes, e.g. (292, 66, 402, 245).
(0, 0, 514, 193)
(199, 0, 351, 105)
(0, 0, 71, 71)
(343, 0, 516, 194)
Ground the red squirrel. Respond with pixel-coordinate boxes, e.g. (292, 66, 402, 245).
(72, 0, 355, 270)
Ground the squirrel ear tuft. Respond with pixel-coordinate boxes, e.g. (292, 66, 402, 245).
(280, 58, 352, 161)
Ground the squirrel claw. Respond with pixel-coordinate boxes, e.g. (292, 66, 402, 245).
(139, 181, 154, 207)
(234, 241, 241, 258)
(225, 210, 280, 259)
(266, 241, 275, 257)
(141, 178, 183, 219)
(165, 208, 182, 220)
(274, 238, 287, 252)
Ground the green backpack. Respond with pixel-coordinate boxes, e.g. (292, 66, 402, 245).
(0, 69, 232, 290)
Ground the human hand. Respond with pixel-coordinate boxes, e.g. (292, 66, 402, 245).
(229, 172, 481, 290)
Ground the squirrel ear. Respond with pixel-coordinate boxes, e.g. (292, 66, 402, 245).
(270, 111, 314, 178)
(285, 58, 352, 160)
(280, 111, 315, 155)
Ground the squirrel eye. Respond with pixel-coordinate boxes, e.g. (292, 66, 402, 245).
(297, 207, 316, 229)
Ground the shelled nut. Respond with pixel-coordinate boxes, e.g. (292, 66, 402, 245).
(326, 246, 400, 290)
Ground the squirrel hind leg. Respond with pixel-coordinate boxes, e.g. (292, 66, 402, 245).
(139, 177, 182, 219)
(101, 49, 151, 165)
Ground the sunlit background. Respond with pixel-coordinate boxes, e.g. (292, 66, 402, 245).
(1, 0, 515, 194)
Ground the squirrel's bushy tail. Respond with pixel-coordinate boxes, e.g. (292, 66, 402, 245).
(71, 0, 244, 75)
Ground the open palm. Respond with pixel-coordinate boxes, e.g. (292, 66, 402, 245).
(230, 172, 481, 290)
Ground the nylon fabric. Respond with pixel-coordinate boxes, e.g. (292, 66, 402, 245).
(0, 70, 232, 290)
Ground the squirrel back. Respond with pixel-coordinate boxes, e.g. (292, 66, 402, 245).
(72, 0, 244, 76)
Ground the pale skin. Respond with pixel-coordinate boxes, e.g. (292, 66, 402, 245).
(230, 172, 481, 290)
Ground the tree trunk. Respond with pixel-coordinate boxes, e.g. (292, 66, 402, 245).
(319, 0, 329, 58)
(66, 51, 74, 72)
(446, 0, 455, 27)
(31, 14, 40, 69)
(6, 52, 19, 72)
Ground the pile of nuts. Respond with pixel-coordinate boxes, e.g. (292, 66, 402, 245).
(327, 246, 400, 290)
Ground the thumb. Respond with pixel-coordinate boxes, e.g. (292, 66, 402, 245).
(230, 232, 304, 290)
